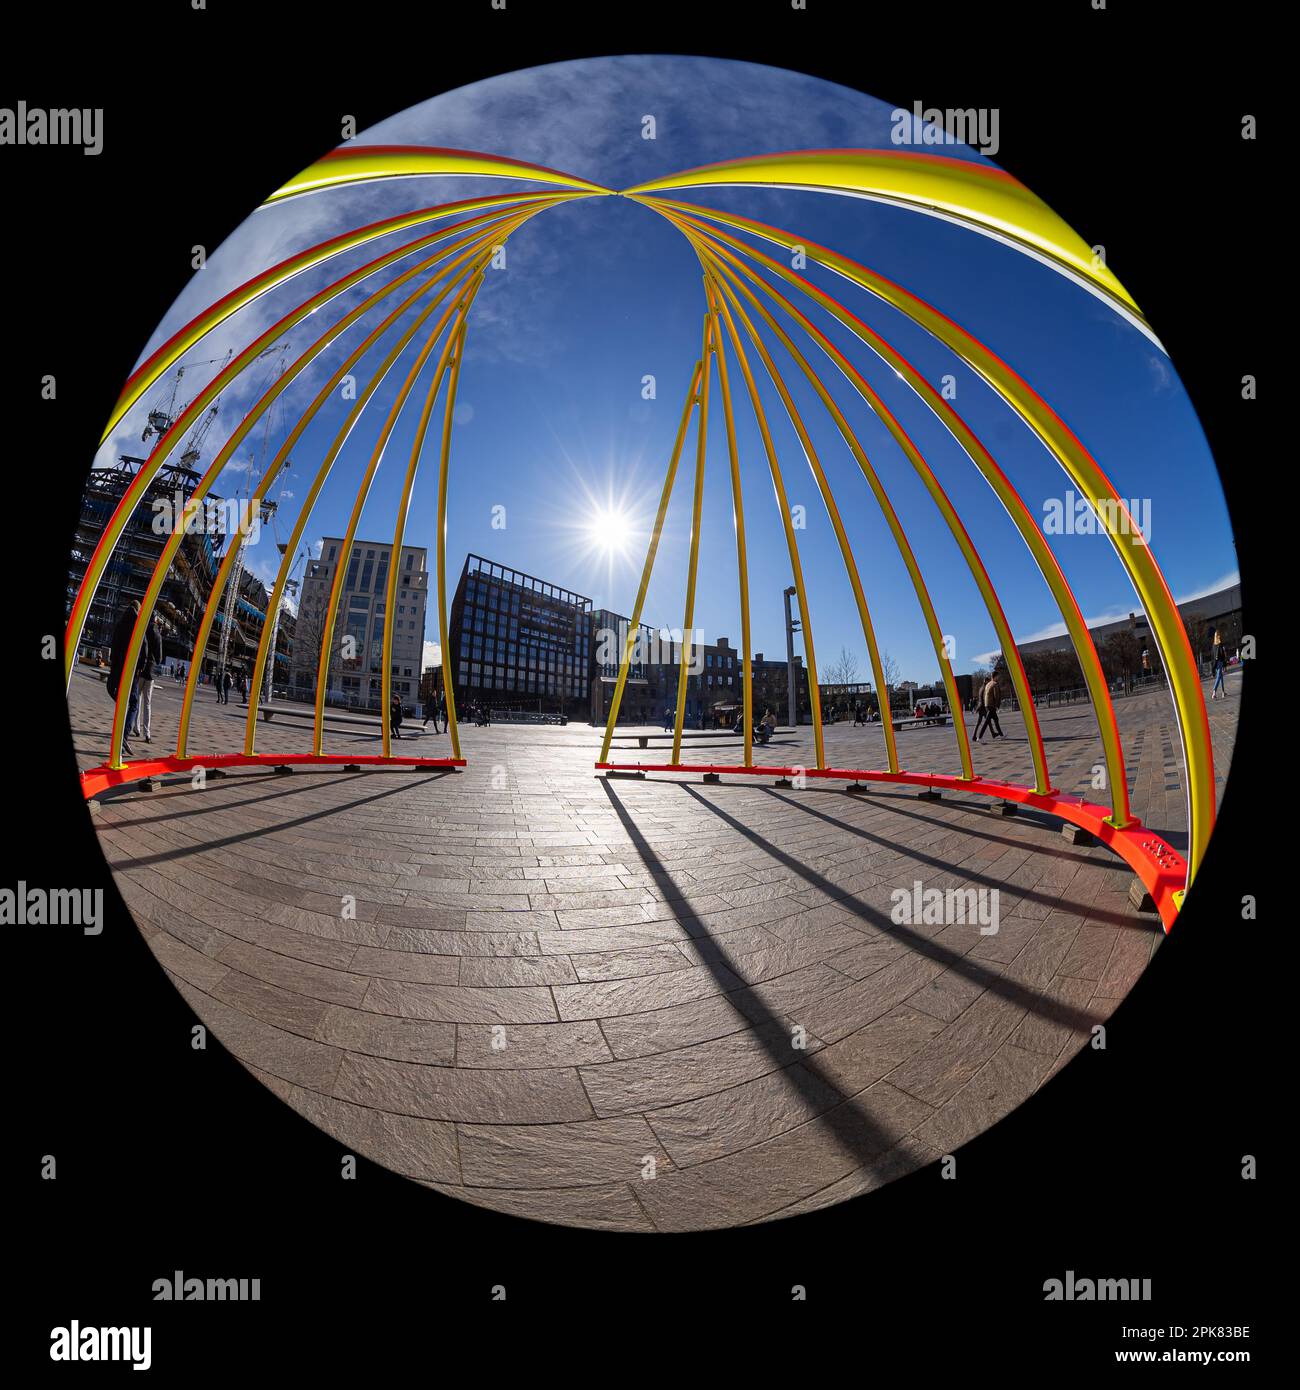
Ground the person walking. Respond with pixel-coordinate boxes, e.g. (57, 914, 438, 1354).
(133, 613, 163, 743)
(974, 676, 1003, 741)
(107, 599, 143, 758)
(389, 693, 404, 740)
(1210, 631, 1228, 699)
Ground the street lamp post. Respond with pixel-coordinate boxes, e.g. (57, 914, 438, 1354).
(783, 584, 799, 727)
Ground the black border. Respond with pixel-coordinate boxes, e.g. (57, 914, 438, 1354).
(3, 0, 1270, 1364)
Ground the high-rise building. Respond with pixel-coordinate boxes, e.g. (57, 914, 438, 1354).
(292, 538, 427, 709)
(448, 555, 592, 716)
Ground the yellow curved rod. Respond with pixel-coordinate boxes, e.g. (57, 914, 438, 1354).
(598, 362, 704, 765)
(381, 313, 469, 759)
(239, 238, 513, 757)
(710, 285, 825, 770)
(106, 227, 501, 771)
(701, 255, 900, 777)
(681, 217, 1054, 794)
(77, 201, 541, 694)
(99, 191, 585, 449)
(622, 149, 1155, 345)
(433, 311, 483, 762)
(651, 201, 1156, 832)
(660, 212, 968, 780)
(703, 281, 754, 768)
(178, 209, 540, 757)
(311, 276, 484, 754)
(671, 313, 714, 766)
(268, 146, 613, 204)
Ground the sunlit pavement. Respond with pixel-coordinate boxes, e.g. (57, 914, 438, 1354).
(70, 667, 1240, 1230)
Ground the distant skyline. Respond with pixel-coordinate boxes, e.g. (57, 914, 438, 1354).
(84, 57, 1238, 688)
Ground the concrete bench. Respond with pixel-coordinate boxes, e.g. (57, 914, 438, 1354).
(628, 730, 791, 749)
(891, 715, 952, 731)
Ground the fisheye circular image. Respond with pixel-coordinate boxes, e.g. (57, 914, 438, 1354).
(66, 56, 1239, 1232)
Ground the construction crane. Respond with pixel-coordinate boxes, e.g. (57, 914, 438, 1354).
(141, 343, 290, 446)
(141, 352, 231, 445)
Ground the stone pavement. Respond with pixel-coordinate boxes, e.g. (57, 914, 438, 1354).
(70, 667, 1240, 1231)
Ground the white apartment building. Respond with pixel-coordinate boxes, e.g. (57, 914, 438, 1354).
(292, 537, 428, 708)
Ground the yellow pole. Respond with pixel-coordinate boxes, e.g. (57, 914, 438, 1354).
(710, 285, 825, 770)
(381, 309, 473, 758)
(242, 212, 538, 757)
(687, 223, 1057, 792)
(703, 278, 753, 767)
(703, 253, 899, 775)
(76, 198, 553, 694)
(649, 202, 1154, 822)
(312, 275, 484, 755)
(671, 312, 714, 765)
(178, 209, 534, 758)
(433, 313, 480, 762)
(598, 361, 703, 764)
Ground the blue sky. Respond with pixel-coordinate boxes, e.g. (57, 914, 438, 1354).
(90, 56, 1237, 684)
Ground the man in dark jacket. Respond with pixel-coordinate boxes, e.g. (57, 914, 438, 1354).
(132, 613, 164, 742)
(107, 599, 143, 758)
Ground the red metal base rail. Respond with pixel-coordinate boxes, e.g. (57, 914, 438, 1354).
(80, 752, 466, 801)
(596, 761, 1185, 931)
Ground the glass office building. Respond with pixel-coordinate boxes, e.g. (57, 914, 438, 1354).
(449, 555, 593, 715)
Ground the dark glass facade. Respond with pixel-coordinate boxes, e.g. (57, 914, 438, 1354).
(449, 555, 593, 714)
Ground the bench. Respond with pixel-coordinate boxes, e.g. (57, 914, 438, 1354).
(626, 729, 792, 749)
(891, 715, 952, 731)
(253, 704, 389, 728)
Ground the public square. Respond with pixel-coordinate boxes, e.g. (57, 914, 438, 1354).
(68, 665, 1239, 1231)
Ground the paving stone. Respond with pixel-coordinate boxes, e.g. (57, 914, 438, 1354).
(76, 672, 1232, 1232)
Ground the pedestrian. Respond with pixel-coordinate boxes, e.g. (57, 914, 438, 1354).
(663, 707, 673, 732)
(133, 613, 163, 743)
(390, 692, 404, 740)
(1210, 630, 1228, 699)
(107, 599, 143, 759)
(974, 676, 1003, 741)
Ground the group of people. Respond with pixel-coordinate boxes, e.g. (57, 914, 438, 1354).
(912, 699, 945, 726)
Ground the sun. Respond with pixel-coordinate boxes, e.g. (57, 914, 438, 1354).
(588, 505, 633, 556)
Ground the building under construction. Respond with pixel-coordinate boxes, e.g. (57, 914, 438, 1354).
(68, 351, 297, 689)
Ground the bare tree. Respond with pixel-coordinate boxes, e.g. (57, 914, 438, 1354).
(879, 649, 902, 689)
(826, 645, 860, 690)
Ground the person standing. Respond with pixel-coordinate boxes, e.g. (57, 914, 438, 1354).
(390, 692, 404, 740)
(1210, 631, 1228, 699)
(134, 613, 163, 743)
(107, 599, 143, 759)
